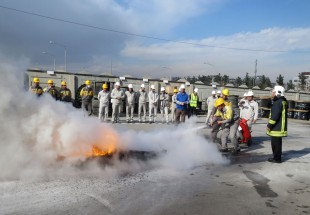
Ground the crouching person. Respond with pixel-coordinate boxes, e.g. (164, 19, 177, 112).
(210, 98, 240, 154)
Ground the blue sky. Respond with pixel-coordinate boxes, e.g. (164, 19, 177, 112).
(172, 0, 310, 39)
(0, 0, 309, 81)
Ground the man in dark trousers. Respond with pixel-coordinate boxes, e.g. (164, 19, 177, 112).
(175, 84, 189, 123)
(266, 85, 288, 163)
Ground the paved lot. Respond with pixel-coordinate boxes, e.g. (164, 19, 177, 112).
(1, 116, 310, 215)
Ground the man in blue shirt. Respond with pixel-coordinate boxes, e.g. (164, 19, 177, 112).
(175, 84, 189, 123)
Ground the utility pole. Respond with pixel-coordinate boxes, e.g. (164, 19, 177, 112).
(254, 59, 258, 86)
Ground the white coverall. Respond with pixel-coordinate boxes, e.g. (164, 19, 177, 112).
(171, 94, 177, 122)
(160, 92, 169, 123)
(125, 90, 136, 121)
(240, 100, 258, 129)
(111, 88, 125, 123)
(138, 90, 148, 122)
(98, 90, 110, 122)
(148, 91, 159, 122)
(206, 95, 217, 124)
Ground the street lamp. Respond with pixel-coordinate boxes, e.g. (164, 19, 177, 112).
(42, 51, 56, 71)
(49, 40, 67, 72)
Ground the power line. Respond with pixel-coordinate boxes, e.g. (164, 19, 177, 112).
(0, 4, 306, 53)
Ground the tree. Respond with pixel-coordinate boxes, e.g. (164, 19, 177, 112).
(287, 80, 294, 91)
(265, 77, 272, 88)
(235, 77, 242, 87)
(171, 76, 181, 81)
(276, 74, 284, 86)
(243, 72, 253, 88)
(198, 75, 212, 85)
(214, 73, 222, 85)
(222, 75, 229, 86)
(298, 73, 308, 90)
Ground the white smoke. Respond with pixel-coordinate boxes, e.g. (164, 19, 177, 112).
(0, 56, 227, 181)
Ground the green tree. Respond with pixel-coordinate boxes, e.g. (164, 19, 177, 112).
(287, 80, 294, 90)
(243, 72, 253, 88)
(171, 76, 181, 81)
(198, 75, 212, 85)
(298, 73, 308, 90)
(265, 77, 272, 88)
(235, 76, 242, 86)
(214, 73, 222, 85)
(276, 74, 284, 86)
(222, 75, 229, 85)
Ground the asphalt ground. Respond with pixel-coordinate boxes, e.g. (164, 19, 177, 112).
(1, 115, 310, 215)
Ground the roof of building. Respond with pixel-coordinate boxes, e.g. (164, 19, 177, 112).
(238, 84, 248, 89)
(301, 72, 310, 76)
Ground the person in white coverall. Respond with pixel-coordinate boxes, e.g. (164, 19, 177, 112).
(125, 84, 136, 122)
(206, 90, 217, 125)
(171, 89, 178, 122)
(159, 87, 169, 123)
(98, 83, 110, 122)
(246, 90, 259, 130)
(111, 82, 125, 123)
(138, 84, 148, 122)
(148, 85, 159, 123)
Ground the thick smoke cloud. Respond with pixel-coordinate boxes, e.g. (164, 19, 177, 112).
(0, 56, 227, 181)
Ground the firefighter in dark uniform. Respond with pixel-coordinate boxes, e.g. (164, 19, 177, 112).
(266, 85, 288, 163)
(59, 81, 72, 103)
(80, 80, 94, 116)
(44, 79, 59, 100)
(29, 77, 43, 97)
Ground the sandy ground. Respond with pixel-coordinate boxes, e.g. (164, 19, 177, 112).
(1, 116, 310, 215)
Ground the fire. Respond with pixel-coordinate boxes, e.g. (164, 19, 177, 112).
(85, 127, 119, 158)
(62, 126, 119, 159)
(87, 144, 116, 157)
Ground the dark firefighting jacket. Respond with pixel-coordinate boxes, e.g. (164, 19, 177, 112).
(266, 96, 288, 137)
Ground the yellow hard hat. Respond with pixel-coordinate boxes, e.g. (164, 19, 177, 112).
(173, 89, 178, 93)
(61, 81, 67, 86)
(222, 88, 229, 96)
(214, 98, 225, 107)
(47, 79, 54, 84)
(33, 77, 40, 83)
(102, 83, 108, 89)
(85, 80, 91, 85)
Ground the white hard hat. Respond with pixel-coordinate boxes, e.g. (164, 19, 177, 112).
(115, 82, 120, 86)
(274, 85, 285, 96)
(217, 90, 221, 94)
(247, 91, 254, 97)
(243, 93, 248, 97)
(212, 90, 216, 94)
(141, 84, 145, 88)
(161, 87, 165, 91)
(151, 85, 155, 90)
(194, 88, 198, 93)
(180, 84, 185, 89)
(128, 84, 133, 88)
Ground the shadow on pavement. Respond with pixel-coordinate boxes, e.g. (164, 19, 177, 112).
(282, 148, 310, 162)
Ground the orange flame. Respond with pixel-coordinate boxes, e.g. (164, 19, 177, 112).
(62, 126, 119, 159)
(86, 144, 116, 157)
(85, 127, 118, 158)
